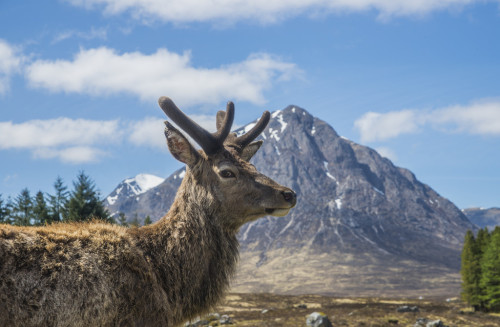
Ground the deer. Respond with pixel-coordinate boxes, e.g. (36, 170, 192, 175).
(0, 96, 297, 327)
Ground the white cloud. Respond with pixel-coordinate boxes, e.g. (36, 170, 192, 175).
(128, 117, 166, 150)
(355, 100, 500, 142)
(25, 47, 299, 106)
(354, 109, 422, 142)
(431, 100, 500, 135)
(128, 114, 222, 150)
(33, 146, 107, 164)
(0, 115, 227, 163)
(0, 118, 122, 164)
(0, 118, 122, 150)
(65, 0, 488, 23)
(52, 26, 108, 44)
(0, 39, 24, 94)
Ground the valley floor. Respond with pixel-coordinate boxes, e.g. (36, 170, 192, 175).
(200, 293, 500, 326)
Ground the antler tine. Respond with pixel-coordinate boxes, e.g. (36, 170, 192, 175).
(215, 111, 226, 130)
(236, 111, 270, 148)
(159, 96, 219, 155)
(213, 101, 234, 143)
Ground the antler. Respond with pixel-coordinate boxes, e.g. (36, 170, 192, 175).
(159, 97, 234, 155)
(235, 111, 270, 148)
(159, 96, 270, 154)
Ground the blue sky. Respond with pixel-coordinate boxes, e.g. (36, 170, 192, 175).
(1, 0, 499, 209)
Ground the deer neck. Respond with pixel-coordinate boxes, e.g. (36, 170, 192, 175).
(133, 174, 239, 321)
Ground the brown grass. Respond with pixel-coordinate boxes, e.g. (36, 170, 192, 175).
(202, 293, 500, 326)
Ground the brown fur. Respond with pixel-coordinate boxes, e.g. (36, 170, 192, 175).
(0, 110, 295, 326)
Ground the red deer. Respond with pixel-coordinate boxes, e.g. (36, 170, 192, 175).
(0, 97, 297, 326)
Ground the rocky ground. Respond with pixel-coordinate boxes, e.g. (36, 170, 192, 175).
(187, 293, 500, 327)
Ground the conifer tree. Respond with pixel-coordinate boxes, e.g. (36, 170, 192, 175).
(476, 227, 491, 257)
(461, 230, 482, 309)
(32, 191, 51, 225)
(144, 215, 152, 226)
(12, 188, 33, 226)
(480, 227, 500, 312)
(3, 196, 13, 224)
(475, 227, 491, 309)
(48, 176, 69, 223)
(65, 171, 110, 222)
(0, 194, 11, 224)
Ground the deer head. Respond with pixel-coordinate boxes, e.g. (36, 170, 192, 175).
(158, 96, 296, 231)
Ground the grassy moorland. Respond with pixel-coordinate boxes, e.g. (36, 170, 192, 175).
(197, 293, 500, 326)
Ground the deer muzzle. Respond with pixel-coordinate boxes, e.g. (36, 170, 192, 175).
(263, 188, 296, 217)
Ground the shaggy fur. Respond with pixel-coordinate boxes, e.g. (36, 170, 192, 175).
(0, 103, 295, 326)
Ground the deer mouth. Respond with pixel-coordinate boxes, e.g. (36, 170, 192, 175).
(265, 208, 291, 217)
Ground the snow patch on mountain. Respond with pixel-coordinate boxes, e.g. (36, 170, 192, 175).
(335, 198, 342, 210)
(173, 169, 186, 180)
(106, 173, 164, 205)
(236, 122, 257, 137)
(127, 174, 164, 194)
(107, 195, 119, 206)
(323, 161, 337, 183)
(275, 112, 288, 133)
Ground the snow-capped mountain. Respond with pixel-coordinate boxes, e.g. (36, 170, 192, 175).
(106, 174, 164, 217)
(104, 105, 477, 296)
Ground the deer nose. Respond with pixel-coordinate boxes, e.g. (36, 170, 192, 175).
(282, 190, 296, 205)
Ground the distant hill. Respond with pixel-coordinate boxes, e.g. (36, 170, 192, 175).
(106, 173, 164, 219)
(105, 105, 477, 296)
(463, 207, 500, 230)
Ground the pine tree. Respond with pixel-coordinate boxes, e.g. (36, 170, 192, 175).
(65, 171, 110, 222)
(2, 196, 14, 224)
(144, 215, 152, 226)
(474, 228, 491, 310)
(12, 188, 33, 226)
(32, 191, 51, 225)
(480, 227, 500, 312)
(0, 194, 11, 224)
(476, 228, 491, 256)
(48, 176, 69, 223)
(461, 230, 482, 309)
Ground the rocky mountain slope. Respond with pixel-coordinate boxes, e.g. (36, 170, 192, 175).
(105, 105, 477, 296)
(463, 207, 500, 230)
(106, 173, 164, 218)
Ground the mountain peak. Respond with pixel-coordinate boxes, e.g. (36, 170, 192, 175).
(236, 104, 338, 146)
(282, 104, 310, 115)
(106, 173, 163, 206)
(272, 104, 314, 122)
(124, 173, 164, 193)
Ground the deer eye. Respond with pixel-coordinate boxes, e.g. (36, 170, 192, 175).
(219, 169, 236, 178)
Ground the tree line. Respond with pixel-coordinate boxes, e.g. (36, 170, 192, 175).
(461, 227, 500, 312)
(0, 171, 151, 227)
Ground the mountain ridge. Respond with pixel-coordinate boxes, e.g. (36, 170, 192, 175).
(106, 173, 164, 216)
(463, 207, 500, 230)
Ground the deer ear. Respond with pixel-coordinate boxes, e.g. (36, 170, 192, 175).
(240, 140, 263, 161)
(164, 121, 200, 166)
